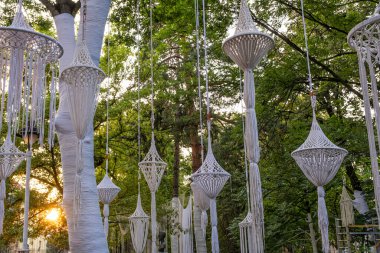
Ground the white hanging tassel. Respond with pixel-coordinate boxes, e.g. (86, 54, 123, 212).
(73, 139, 84, 230)
(210, 199, 219, 253)
(0, 180, 5, 234)
(317, 186, 329, 253)
(151, 192, 157, 253)
(103, 204, 110, 238)
(340, 186, 354, 227)
(201, 210, 208, 238)
(239, 212, 254, 253)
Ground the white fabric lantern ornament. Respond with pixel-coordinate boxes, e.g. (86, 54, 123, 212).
(291, 2, 347, 252)
(129, 192, 150, 253)
(60, 40, 105, 228)
(97, 172, 120, 238)
(0, 134, 25, 234)
(0, 0, 62, 145)
(239, 212, 254, 253)
(348, 3, 380, 222)
(222, 1, 274, 252)
(191, 182, 210, 238)
(340, 186, 354, 227)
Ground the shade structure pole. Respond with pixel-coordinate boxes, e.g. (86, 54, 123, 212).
(22, 150, 32, 251)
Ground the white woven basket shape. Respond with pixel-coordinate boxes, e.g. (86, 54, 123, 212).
(239, 212, 254, 253)
(129, 193, 149, 253)
(192, 146, 230, 199)
(97, 173, 120, 204)
(222, 0, 274, 69)
(138, 137, 167, 193)
(0, 6, 62, 63)
(291, 117, 348, 187)
(0, 136, 25, 179)
(60, 41, 105, 139)
(190, 181, 210, 211)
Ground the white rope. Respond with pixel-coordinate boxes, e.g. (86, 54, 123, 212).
(149, 0, 155, 131)
(105, 17, 110, 175)
(194, 0, 204, 161)
(239, 70, 250, 211)
(300, 0, 313, 93)
(137, 0, 142, 184)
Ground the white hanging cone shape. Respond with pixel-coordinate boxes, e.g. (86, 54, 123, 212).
(340, 186, 354, 227)
(222, 0, 274, 70)
(0, 3, 62, 143)
(139, 132, 167, 253)
(292, 113, 347, 253)
(192, 139, 230, 253)
(191, 181, 210, 238)
(139, 133, 167, 193)
(0, 135, 25, 234)
(181, 196, 193, 253)
(60, 40, 105, 229)
(129, 193, 150, 253)
(97, 173, 120, 238)
(239, 212, 254, 253)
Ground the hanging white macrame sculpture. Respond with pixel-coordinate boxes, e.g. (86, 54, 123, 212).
(97, 173, 120, 238)
(292, 103, 348, 253)
(60, 41, 105, 228)
(348, 3, 380, 223)
(340, 186, 354, 227)
(0, 1, 62, 145)
(139, 132, 167, 253)
(129, 192, 150, 253)
(180, 196, 193, 253)
(192, 134, 230, 253)
(239, 212, 254, 253)
(222, 1, 274, 252)
(0, 134, 25, 234)
(191, 181, 210, 238)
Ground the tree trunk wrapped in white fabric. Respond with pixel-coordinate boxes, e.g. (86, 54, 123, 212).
(348, 4, 380, 223)
(222, 1, 274, 252)
(171, 197, 181, 253)
(191, 182, 210, 238)
(340, 186, 354, 227)
(129, 192, 150, 253)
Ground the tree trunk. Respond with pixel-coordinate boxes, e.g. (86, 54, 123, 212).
(53, 0, 110, 251)
(171, 121, 181, 253)
(190, 126, 207, 253)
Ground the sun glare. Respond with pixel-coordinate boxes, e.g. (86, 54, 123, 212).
(46, 208, 59, 222)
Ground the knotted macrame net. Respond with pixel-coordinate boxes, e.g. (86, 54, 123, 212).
(129, 193, 150, 253)
(222, 1, 274, 252)
(292, 107, 347, 253)
(97, 173, 120, 238)
(0, 135, 25, 233)
(60, 40, 105, 229)
(239, 212, 254, 253)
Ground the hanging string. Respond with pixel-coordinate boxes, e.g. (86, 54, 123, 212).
(149, 0, 155, 131)
(136, 0, 142, 193)
(105, 17, 111, 175)
(194, 0, 204, 161)
(200, 0, 212, 141)
(239, 70, 251, 211)
(82, 0, 87, 42)
(300, 0, 312, 93)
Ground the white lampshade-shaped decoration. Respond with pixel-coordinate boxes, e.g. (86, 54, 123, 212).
(0, 1, 62, 146)
(222, 1, 274, 252)
(97, 173, 120, 238)
(192, 136, 230, 253)
(340, 186, 354, 227)
(239, 212, 254, 253)
(191, 181, 210, 238)
(0, 134, 25, 234)
(60, 40, 105, 228)
(348, 3, 380, 223)
(129, 192, 150, 253)
(139, 132, 167, 253)
(292, 103, 347, 253)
